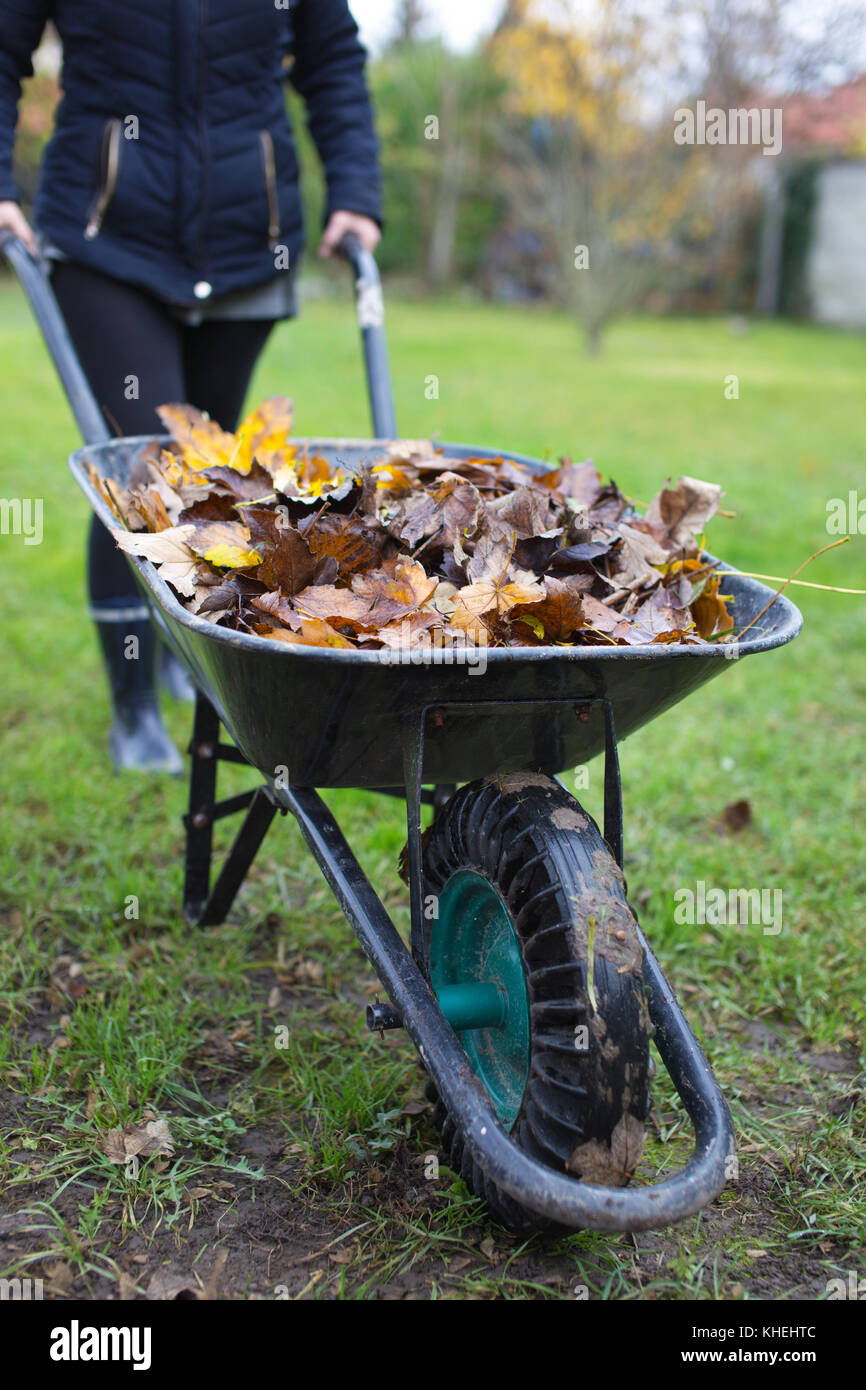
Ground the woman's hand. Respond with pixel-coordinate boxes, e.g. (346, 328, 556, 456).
(318, 210, 381, 259)
(0, 200, 37, 255)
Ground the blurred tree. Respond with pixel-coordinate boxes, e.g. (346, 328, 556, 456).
(491, 0, 698, 352)
(391, 0, 432, 47)
(371, 40, 505, 285)
(669, 0, 866, 314)
(11, 24, 61, 209)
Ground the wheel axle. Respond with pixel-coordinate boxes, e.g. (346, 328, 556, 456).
(366, 981, 507, 1036)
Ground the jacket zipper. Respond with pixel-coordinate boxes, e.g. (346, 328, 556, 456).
(260, 130, 281, 249)
(85, 118, 123, 240)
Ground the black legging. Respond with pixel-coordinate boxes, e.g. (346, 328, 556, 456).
(51, 260, 275, 603)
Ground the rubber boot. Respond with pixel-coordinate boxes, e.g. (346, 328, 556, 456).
(160, 643, 197, 703)
(92, 600, 184, 774)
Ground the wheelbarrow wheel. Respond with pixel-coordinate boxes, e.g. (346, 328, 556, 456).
(421, 772, 652, 1236)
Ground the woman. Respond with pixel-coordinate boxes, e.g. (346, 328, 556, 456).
(0, 0, 382, 771)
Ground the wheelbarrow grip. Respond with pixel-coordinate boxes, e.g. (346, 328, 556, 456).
(0, 230, 112, 447)
(336, 231, 398, 440)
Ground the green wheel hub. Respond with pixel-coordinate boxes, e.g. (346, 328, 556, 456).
(430, 869, 531, 1130)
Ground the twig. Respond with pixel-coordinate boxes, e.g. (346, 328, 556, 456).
(728, 537, 853, 641)
(717, 566, 865, 596)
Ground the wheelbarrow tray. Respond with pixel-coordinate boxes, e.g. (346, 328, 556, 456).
(70, 435, 803, 790)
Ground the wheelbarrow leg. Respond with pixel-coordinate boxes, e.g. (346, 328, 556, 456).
(184, 692, 221, 921)
(190, 787, 281, 927)
(183, 691, 282, 925)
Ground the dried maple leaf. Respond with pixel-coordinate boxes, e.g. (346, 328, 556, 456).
(185, 521, 261, 569)
(691, 577, 734, 639)
(452, 523, 545, 629)
(368, 612, 441, 649)
(291, 585, 374, 627)
(628, 585, 695, 641)
(612, 523, 670, 589)
(451, 576, 545, 628)
(156, 404, 236, 471)
(386, 472, 482, 550)
(200, 459, 275, 502)
(251, 590, 300, 628)
(256, 528, 318, 596)
(300, 511, 384, 577)
(255, 618, 354, 649)
(566, 1112, 645, 1186)
(101, 1116, 175, 1165)
(111, 524, 199, 597)
(486, 485, 560, 540)
(579, 594, 623, 636)
(537, 458, 602, 507)
(511, 576, 584, 642)
(231, 396, 293, 472)
(352, 557, 437, 615)
(646, 475, 723, 555)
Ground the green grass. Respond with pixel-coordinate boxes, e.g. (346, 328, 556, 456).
(1, 276, 864, 1300)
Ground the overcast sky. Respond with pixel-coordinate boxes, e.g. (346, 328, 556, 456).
(349, 0, 505, 53)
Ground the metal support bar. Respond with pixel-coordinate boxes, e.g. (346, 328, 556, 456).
(191, 787, 281, 928)
(183, 693, 221, 922)
(183, 692, 278, 925)
(213, 743, 251, 765)
(369, 785, 443, 806)
(602, 700, 624, 869)
(401, 710, 430, 977)
(206, 789, 259, 823)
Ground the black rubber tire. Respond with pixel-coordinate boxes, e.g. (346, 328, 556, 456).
(422, 772, 652, 1236)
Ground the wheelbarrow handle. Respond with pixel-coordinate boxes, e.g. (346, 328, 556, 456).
(336, 231, 398, 440)
(2, 226, 398, 445)
(0, 230, 111, 447)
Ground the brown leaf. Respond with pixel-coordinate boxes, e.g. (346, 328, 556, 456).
(612, 523, 669, 589)
(200, 458, 275, 501)
(291, 585, 375, 627)
(111, 524, 198, 597)
(387, 472, 483, 549)
(451, 575, 545, 628)
(300, 511, 384, 577)
(566, 1112, 646, 1186)
(257, 528, 317, 596)
(719, 799, 752, 833)
(254, 619, 355, 649)
(538, 458, 602, 507)
(487, 485, 559, 539)
(645, 475, 723, 555)
(511, 576, 584, 641)
(156, 403, 236, 471)
(631, 584, 694, 637)
(370, 612, 440, 649)
(100, 1116, 175, 1165)
(232, 396, 294, 471)
(352, 557, 437, 618)
(579, 594, 623, 636)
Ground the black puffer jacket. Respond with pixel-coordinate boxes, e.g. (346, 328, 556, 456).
(0, 0, 382, 305)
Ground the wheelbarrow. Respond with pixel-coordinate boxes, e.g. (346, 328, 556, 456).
(2, 230, 802, 1235)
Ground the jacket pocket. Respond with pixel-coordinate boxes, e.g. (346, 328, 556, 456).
(259, 130, 281, 250)
(85, 118, 123, 240)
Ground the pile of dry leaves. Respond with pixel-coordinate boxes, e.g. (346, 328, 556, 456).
(87, 397, 734, 652)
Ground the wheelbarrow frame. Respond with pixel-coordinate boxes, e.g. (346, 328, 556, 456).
(3, 228, 804, 1231)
